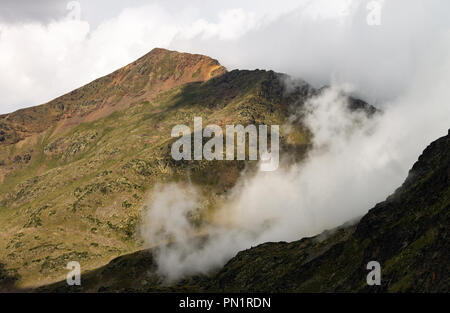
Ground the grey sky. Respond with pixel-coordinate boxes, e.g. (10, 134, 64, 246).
(0, 0, 66, 23)
(0, 0, 303, 27)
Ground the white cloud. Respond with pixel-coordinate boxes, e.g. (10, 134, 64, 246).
(181, 8, 261, 40)
(0, 0, 384, 114)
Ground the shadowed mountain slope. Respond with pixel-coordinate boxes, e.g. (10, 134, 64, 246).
(208, 130, 449, 293)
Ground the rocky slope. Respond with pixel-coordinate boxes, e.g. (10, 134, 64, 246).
(36, 130, 449, 293)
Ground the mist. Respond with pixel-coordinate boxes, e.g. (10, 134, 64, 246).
(140, 48, 449, 280)
(138, 1, 450, 281)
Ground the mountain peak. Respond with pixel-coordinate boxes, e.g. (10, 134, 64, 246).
(0, 48, 226, 146)
(148, 47, 170, 54)
(123, 47, 227, 88)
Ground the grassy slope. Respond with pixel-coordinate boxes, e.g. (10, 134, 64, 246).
(36, 130, 449, 293)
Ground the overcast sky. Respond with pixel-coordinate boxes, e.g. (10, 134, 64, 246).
(0, 0, 449, 114)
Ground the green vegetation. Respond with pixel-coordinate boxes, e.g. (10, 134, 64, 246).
(0, 50, 310, 288)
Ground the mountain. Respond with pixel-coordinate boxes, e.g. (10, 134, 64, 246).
(0, 48, 319, 288)
(0, 47, 392, 290)
(37, 129, 450, 292)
